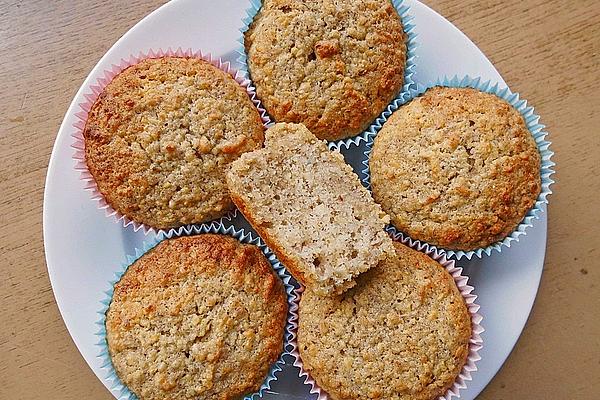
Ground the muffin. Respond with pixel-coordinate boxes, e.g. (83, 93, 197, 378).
(105, 234, 287, 400)
(298, 242, 472, 400)
(370, 86, 541, 251)
(245, 0, 407, 141)
(83, 56, 264, 229)
(226, 122, 394, 296)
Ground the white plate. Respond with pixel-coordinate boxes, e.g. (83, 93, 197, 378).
(43, 0, 547, 399)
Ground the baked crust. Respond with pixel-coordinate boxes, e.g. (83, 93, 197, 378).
(84, 57, 264, 229)
(105, 234, 287, 400)
(245, 0, 407, 141)
(371, 86, 541, 250)
(229, 190, 314, 288)
(298, 242, 471, 400)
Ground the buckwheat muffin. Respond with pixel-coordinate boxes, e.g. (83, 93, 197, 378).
(84, 57, 264, 229)
(370, 86, 541, 251)
(245, 0, 407, 141)
(105, 234, 287, 400)
(226, 123, 394, 296)
(298, 242, 471, 400)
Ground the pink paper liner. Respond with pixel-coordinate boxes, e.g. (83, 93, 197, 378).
(71, 47, 271, 236)
(289, 234, 484, 400)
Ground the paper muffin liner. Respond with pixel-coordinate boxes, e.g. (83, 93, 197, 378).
(94, 222, 298, 400)
(289, 232, 483, 400)
(71, 47, 271, 236)
(362, 75, 556, 260)
(237, 0, 418, 151)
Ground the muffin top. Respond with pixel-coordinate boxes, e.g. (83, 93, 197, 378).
(105, 234, 287, 400)
(84, 57, 264, 229)
(298, 242, 471, 400)
(245, 0, 406, 141)
(370, 86, 541, 250)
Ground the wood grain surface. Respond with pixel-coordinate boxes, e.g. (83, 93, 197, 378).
(1, 0, 598, 399)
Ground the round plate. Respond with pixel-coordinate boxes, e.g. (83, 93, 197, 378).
(43, 0, 547, 399)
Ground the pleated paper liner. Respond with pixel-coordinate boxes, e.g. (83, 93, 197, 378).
(362, 75, 555, 260)
(71, 47, 271, 236)
(237, 0, 418, 151)
(289, 231, 484, 400)
(94, 222, 298, 400)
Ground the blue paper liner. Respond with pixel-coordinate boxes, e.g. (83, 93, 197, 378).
(95, 222, 298, 400)
(362, 75, 555, 260)
(237, 0, 418, 151)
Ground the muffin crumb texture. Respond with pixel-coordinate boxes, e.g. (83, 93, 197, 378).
(371, 86, 541, 250)
(84, 57, 264, 229)
(105, 234, 287, 400)
(245, 0, 407, 141)
(298, 242, 472, 400)
(226, 122, 394, 296)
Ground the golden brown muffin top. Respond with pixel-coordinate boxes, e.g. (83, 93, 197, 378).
(106, 234, 287, 400)
(298, 242, 471, 400)
(371, 86, 541, 250)
(84, 57, 264, 229)
(245, 0, 406, 141)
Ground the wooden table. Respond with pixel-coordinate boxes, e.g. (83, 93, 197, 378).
(1, 0, 598, 399)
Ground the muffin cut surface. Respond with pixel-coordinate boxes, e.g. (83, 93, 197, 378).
(84, 56, 264, 229)
(245, 0, 407, 141)
(298, 242, 472, 400)
(370, 86, 541, 250)
(105, 234, 287, 400)
(226, 122, 393, 296)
